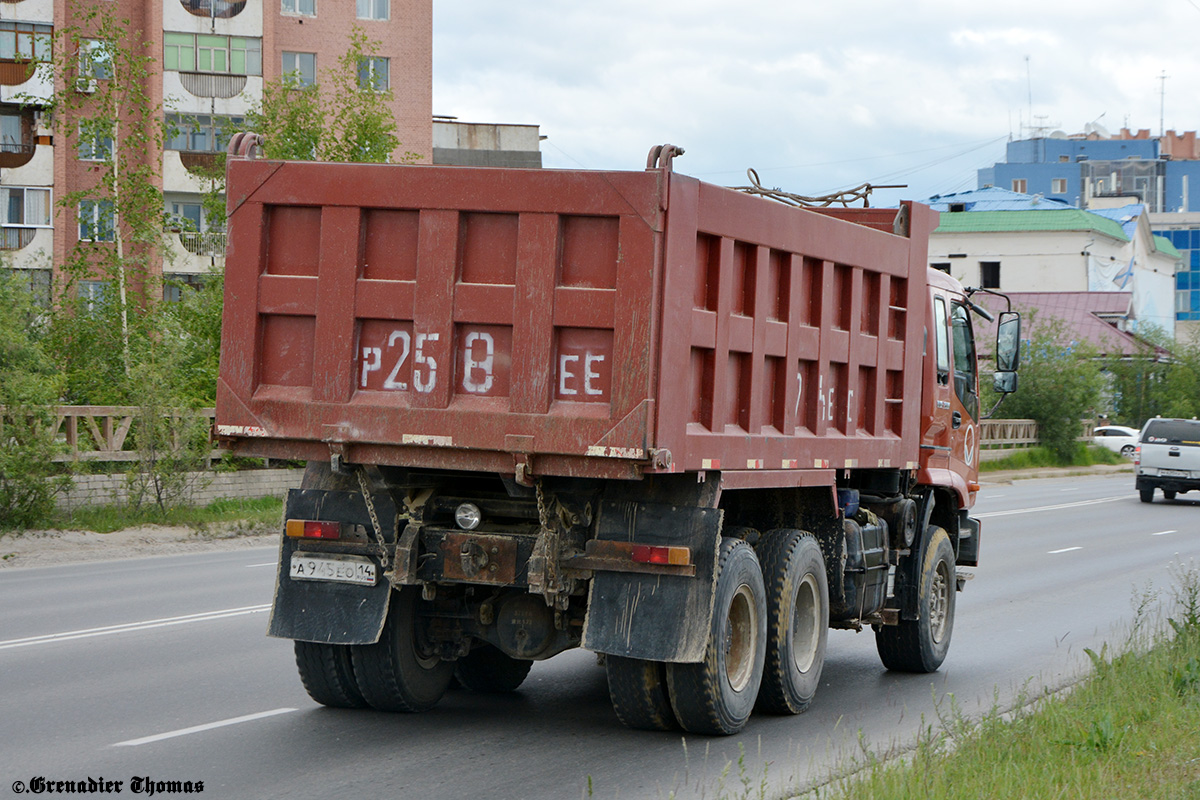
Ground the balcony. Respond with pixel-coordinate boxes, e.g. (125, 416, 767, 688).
(165, 229, 226, 274)
(178, 230, 226, 256)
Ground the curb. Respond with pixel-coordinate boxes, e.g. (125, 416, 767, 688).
(980, 463, 1135, 486)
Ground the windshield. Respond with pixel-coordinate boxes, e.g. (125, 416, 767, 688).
(1141, 419, 1200, 446)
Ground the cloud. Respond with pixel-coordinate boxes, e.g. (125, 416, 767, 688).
(433, 2, 1200, 203)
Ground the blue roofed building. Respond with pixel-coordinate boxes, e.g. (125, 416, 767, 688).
(978, 125, 1200, 338)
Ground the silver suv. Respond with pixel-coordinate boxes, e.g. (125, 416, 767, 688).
(1136, 417, 1200, 503)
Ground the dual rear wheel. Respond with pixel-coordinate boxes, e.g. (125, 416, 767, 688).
(605, 531, 830, 735)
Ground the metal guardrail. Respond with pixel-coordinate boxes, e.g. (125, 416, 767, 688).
(178, 231, 227, 256)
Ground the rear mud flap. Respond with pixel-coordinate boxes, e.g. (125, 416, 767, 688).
(581, 500, 721, 663)
(267, 535, 391, 645)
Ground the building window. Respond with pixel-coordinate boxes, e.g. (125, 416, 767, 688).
(281, 51, 316, 87)
(1052, 178, 1067, 194)
(1058, 155, 1069, 162)
(281, 0, 316, 15)
(163, 273, 206, 302)
(165, 114, 243, 152)
(357, 56, 388, 91)
(3, 267, 51, 306)
(1011, 179, 1027, 194)
(0, 187, 48, 250)
(356, 0, 388, 20)
(2, 186, 51, 225)
(980, 261, 1000, 289)
(0, 21, 53, 62)
(80, 39, 112, 80)
(78, 120, 113, 161)
(77, 280, 108, 313)
(931, 262, 951, 274)
(79, 199, 115, 242)
(164, 33, 262, 76)
(0, 112, 28, 154)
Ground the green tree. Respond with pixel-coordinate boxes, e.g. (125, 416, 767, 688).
(27, 3, 173, 402)
(0, 273, 70, 528)
(248, 25, 410, 164)
(1104, 327, 1200, 426)
(993, 314, 1106, 462)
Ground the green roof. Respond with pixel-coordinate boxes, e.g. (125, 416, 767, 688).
(933, 209, 1129, 241)
(1153, 235, 1182, 259)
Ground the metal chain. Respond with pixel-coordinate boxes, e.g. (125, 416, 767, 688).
(534, 478, 559, 600)
(357, 467, 390, 569)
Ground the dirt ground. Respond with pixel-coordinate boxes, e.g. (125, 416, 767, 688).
(0, 523, 278, 570)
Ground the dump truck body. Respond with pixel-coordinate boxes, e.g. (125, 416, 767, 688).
(216, 146, 1017, 735)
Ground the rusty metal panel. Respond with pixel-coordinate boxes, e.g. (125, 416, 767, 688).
(218, 158, 935, 482)
(653, 175, 933, 475)
(217, 160, 664, 470)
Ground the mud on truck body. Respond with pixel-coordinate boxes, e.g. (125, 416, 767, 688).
(215, 138, 1020, 735)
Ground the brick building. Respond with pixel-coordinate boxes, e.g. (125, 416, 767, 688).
(0, 0, 432, 301)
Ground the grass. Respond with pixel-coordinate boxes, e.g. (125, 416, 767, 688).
(30, 495, 283, 535)
(810, 559, 1200, 800)
(981, 444, 1127, 472)
(618, 561, 1200, 800)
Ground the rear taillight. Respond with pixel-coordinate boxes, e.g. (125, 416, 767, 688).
(631, 545, 691, 566)
(1134, 446, 1140, 466)
(285, 519, 342, 539)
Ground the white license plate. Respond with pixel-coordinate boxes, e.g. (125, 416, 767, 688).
(290, 553, 377, 586)
(1160, 468, 1190, 478)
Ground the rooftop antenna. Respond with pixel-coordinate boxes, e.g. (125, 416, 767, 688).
(1159, 70, 1169, 137)
(1025, 56, 1033, 136)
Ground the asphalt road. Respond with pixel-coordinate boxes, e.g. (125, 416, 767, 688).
(0, 474, 1196, 800)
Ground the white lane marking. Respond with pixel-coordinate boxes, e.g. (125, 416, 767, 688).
(975, 496, 1125, 519)
(1151, 530, 1178, 537)
(245, 562, 276, 568)
(114, 708, 297, 747)
(1059, 488, 1079, 492)
(1048, 547, 1083, 554)
(0, 605, 271, 651)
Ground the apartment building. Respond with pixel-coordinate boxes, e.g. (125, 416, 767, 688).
(0, 0, 431, 302)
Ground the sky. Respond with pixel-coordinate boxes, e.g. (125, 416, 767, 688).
(432, 1, 1200, 208)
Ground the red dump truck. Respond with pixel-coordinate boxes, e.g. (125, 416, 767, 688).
(216, 140, 1020, 735)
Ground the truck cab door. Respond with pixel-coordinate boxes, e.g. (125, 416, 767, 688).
(947, 299, 980, 487)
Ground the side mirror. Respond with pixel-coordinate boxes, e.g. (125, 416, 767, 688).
(995, 311, 1021, 373)
(993, 371, 1018, 395)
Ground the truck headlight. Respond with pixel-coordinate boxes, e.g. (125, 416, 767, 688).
(455, 503, 482, 530)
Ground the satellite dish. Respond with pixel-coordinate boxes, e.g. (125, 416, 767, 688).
(1050, 130, 1067, 139)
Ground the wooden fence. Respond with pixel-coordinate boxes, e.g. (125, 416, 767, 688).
(1, 406, 218, 462)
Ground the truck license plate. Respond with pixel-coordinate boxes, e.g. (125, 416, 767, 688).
(290, 553, 377, 586)
(1160, 469, 1190, 478)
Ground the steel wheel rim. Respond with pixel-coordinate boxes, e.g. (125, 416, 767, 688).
(724, 584, 758, 692)
(791, 573, 821, 673)
(930, 560, 951, 644)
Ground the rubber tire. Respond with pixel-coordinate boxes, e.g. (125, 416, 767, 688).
(754, 530, 829, 715)
(666, 538, 767, 736)
(606, 656, 678, 731)
(1140, 487, 1155, 503)
(1164, 489, 1177, 501)
(875, 526, 956, 673)
(454, 644, 533, 693)
(294, 640, 369, 709)
(1120, 445, 1135, 458)
(351, 587, 454, 712)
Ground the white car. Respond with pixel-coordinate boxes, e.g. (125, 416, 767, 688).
(1092, 425, 1140, 457)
